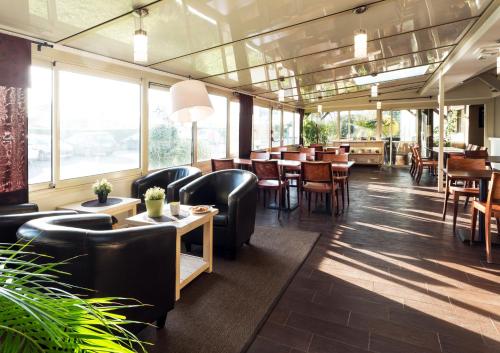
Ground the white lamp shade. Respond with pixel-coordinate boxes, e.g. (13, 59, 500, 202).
(170, 80, 214, 123)
(371, 85, 378, 97)
(497, 52, 500, 75)
(377, 101, 382, 110)
(354, 29, 367, 58)
(317, 104, 323, 114)
(134, 29, 148, 62)
(278, 89, 285, 102)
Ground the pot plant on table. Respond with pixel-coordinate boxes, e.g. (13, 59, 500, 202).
(144, 187, 166, 218)
(93, 179, 113, 204)
(0, 244, 147, 353)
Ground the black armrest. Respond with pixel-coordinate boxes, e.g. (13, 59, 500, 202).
(228, 174, 258, 242)
(46, 213, 113, 231)
(0, 203, 38, 215)
(179, 175, 214, 205)
(167, 171, 201, 202)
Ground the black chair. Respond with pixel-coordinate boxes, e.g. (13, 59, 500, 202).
(0, 203, 76, 244)
(180, 170, 258, 259)
(132, 166, 202, 212)
(17, 213, 177, 331)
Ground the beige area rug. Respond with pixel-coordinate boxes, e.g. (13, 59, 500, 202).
(139, 225, 320, 353)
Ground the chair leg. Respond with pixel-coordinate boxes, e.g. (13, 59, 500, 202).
(452, 193, 459, 235)
(346, 180, 350, 205)
(335, 189, 340, 215)
(156, 313, 167, 329)
(278, 188, 281, 218)
(464, 196, 470, 210)
(442, 189, 450, 221)
(471, 207, 478, 244)
(485, 210, 492, 263)
(331, 191, 336, 217)
(308, 192, 312, 214)
(286, 185, 291, 210)
(340, 183, 345, 212)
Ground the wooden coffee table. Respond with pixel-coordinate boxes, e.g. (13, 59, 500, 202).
(57, 197, 140, 218)
(126, 205, 218, 300)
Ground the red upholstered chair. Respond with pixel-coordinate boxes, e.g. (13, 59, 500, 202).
(211, 158, 235, 171)
(252, 160, 289, 217)
(300, 162, 338, 216)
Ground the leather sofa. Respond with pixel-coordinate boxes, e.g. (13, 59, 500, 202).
(132, 166, 202, 213)
(17, 213, 177, 330)
(0, 203, 76, 244)
(180, 169, 258, 259)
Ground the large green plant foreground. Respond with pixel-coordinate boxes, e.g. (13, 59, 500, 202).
(0, 245, 147, 353)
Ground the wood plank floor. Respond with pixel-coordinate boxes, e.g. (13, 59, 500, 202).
(247, 166, 500, 353)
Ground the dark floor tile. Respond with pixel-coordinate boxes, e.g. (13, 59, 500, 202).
(247, 336, 291, 353)
(259, 321, 312, 351)
(309, 335, 369, 353)
(370, 333, 440, 353)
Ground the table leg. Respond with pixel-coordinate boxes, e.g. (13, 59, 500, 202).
(175, 233, 181, 301)
(477, 179, 488, 242)
(203, 218, 213, 273)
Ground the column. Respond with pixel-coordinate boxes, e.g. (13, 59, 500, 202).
(438, 74, 445, 193)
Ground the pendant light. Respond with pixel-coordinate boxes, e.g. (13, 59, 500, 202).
(377, 101, 382, 110)
(497, 48, 500, 75)
(170, 80, 214, 123)
(317, 104, 323, 114)
(133, 9, 149, 63)
(353, 6, 368, 59)
(371, 84, 378, 97)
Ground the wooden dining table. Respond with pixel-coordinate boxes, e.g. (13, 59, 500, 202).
(233, 158, 355, 171)
(443, 168, 493, 244)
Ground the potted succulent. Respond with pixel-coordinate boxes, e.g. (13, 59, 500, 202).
(93, 179, 113, 203)
(144, 186, 165, 218)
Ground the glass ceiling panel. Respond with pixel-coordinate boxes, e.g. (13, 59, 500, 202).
(0, 0, 155, 42)
(236, 47, 447, 94)
(151, 0, 488, 79)
(190, 20, 471, 88)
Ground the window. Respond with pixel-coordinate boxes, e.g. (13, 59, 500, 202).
(197, 94, 227, 161)
(294, 112, 300, 144)
(323, 112, 339, 141)
(148, 86, 192, 170)
(229, 101, 239, 157)
(350, 110, 377, 140)
(28, 65, 53, 184)
(58, 69, 141, 180)
(252, 106, 270, 150)
(340, 111, 350, 139)
(271, 108, 282, 147)
(283, 111, 294, 145)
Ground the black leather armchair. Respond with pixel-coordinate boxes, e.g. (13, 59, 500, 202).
(17, 213, 177, 330)
(180, 170, 258, 259)
(132, 166, 202, 212)
(0, 203, 76, 244)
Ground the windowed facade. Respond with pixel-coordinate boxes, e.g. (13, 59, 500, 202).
(252, 106, 270, 150)
(28, 65, 53, 184)
(294, 112, 300, 144)
(148, 86, 192, 170)
(271, 108, 282, 147)
(197, 94, 227, 161)
(283, 111, 294, 145)
(350, 110, 377, 140)
(58, 69, 141, 180)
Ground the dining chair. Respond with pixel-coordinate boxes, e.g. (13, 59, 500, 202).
(300, 162, 338, 216)
(250, 151, 270, 160)
(252, 160, 289, 217)
(270, 146, 287, 152)
(465, 149, 488, 159)
(310, 144, 324, 151)
(320, 153, 350, 210)
(211, 158, 235, 171)
(442, 158, 485, 234)
(471, 172, 500, 263)
(281, 152, 306, 193)
(340, 144, 350, 153)
(315, 150, 338, 161)
(299, 147, 316, 161)
(465, 144, 474, 151)
(414, 146, 437, 184)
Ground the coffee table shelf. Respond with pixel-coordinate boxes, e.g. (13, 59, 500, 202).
(180, 254, 208, 287)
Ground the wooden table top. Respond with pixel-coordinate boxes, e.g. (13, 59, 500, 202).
(57, 196, 140, 214)
(443, 169, 493, 180)
(234, 159, 355, 169)
(431, 147, 465, 154)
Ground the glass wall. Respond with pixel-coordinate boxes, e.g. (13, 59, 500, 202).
(58, 70, 141, 180)
(283, 111, 294, 145)
(294, 112, 300, 144)
(148, 86, 192, 170)
(252, 106, 270, 150)
(350, 110, 377, 140)
(339, 111, 349, 139)
(28, 65, 53, 184)
(197, 94, 228, 161)
(271, 108, 282, 147)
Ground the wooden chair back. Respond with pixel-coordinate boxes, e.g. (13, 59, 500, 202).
(465, 149, 488, 159)
(281, 151, 307, 161)
(299, 147, 315, 159)
(270, 146, 287, 152)
(466, 144, 474, 151)
(251, 160, 280, 180)
(250, 151, 270, 160)
(301, 162, 333, 183)
(211, 158, 235, 171)
(340, 144, 351, 153)
(310, 144, 323, 151)
(321, 153, 349, 163)
(487, 172, 500, 205)
(447, 157, 486, 171)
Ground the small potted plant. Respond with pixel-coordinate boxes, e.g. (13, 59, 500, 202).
(144, 186, 165, 217)
(92, 178, 113, 204)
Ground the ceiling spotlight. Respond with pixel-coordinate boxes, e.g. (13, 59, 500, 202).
(317, 104, 323, 114)
(371, 84, 378, 97)
(377, 101, 382, 110)
(133, 8, 149, 62)
(278, 89, 285, 102)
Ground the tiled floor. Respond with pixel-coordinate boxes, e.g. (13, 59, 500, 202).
(247, 166, 500, 353)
